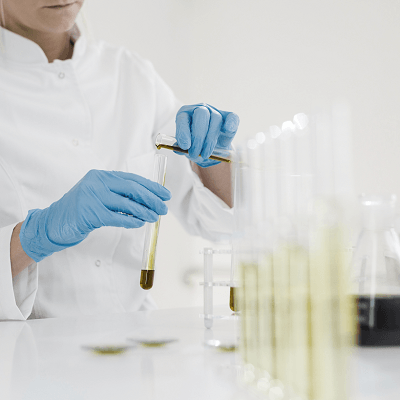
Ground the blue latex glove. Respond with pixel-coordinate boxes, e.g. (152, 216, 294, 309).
(19, 170, 171, 263)
(175, 103, 240, 167)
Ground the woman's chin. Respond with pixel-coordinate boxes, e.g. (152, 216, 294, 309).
(38, 4, 81, 33)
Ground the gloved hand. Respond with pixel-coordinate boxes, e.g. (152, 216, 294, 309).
(175, 103, 240, 167)
(19, 170, 171, 263)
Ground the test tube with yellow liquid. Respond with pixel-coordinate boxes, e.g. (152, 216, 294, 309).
(155, 133, 234, 163)
(140, 154, 168, 290)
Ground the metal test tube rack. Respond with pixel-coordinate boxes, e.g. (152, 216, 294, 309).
(199, 248, 238, 329)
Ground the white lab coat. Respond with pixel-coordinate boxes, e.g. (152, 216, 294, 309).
(0, 27, 233, 320)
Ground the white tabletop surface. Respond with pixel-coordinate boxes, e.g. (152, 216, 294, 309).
(0, 305, 399, 400)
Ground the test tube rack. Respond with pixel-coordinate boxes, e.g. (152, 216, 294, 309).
(199, 248, 238, 329)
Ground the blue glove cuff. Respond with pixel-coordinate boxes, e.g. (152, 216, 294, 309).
(193, 159, 222, 168)
(19, 209, 83, 263)
(192, 144, 233, 168)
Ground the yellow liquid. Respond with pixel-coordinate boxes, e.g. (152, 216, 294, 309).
(272, 245, 290, 385)
(140, 342, 167, 348)
(258, 254, 275, 378)
(236, 203, 354, 399)
(217, 344, 237, 352)
(240, 262, 259, 368)
(140, 269, 155, 290)
(230, 287, 238, 312)
(90, 346, 127, 355)
(288, 245, 310, 399)
(308, 216, 354, 400)
(156, 144, 231, 163)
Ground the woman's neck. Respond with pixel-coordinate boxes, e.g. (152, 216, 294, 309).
(32, 31, 74, 63)
(4, 23, 74, 63)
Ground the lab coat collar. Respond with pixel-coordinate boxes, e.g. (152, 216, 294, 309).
(0, 24, 86, 65)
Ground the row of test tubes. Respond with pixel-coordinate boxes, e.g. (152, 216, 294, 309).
(233, 108, 356, 400)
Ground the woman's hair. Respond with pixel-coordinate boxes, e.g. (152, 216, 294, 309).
(77, 9, 93, 41)
(0, 0, 5, 28)
(0, 0, 5, 52)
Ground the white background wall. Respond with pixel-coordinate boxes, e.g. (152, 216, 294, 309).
(82, 0, 400, 309)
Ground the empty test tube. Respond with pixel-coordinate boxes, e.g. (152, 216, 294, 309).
(140, 154, 168, 290)
(155, 133, 233, 163)
(204, 248, 213, 329)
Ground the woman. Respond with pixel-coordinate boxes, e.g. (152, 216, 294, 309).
(0, 0, 238, 319)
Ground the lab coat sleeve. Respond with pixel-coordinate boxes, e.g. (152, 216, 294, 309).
(0, 223, 38, 320)
(149, 65, 234, 242)
(166, 152, 234, 242)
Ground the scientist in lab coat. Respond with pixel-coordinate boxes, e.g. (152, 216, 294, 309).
(0, 0, 238, 320)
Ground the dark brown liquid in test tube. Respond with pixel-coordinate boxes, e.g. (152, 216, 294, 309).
(356, 295, 400, 346)
(140, 270, 155, 290)
(230, 287, 238, 312)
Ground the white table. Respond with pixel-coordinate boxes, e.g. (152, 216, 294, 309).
(0, 306, 399, 400)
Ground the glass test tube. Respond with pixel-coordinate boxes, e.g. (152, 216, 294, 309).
(155, 133, 234, 163)
(204, 248, 213, 329)
(229, 248, 239, 312)
(229, 153, 242, 313)
(229, 285, 237, 312)
(140, 154, 168, 290)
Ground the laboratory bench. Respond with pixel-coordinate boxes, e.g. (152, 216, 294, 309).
(0, 305, 399, 400)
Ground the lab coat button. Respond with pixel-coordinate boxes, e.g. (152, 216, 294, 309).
(72, 139, 79, 146)
(58, 72, 65, 79)
(95, 260, 101, 267)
